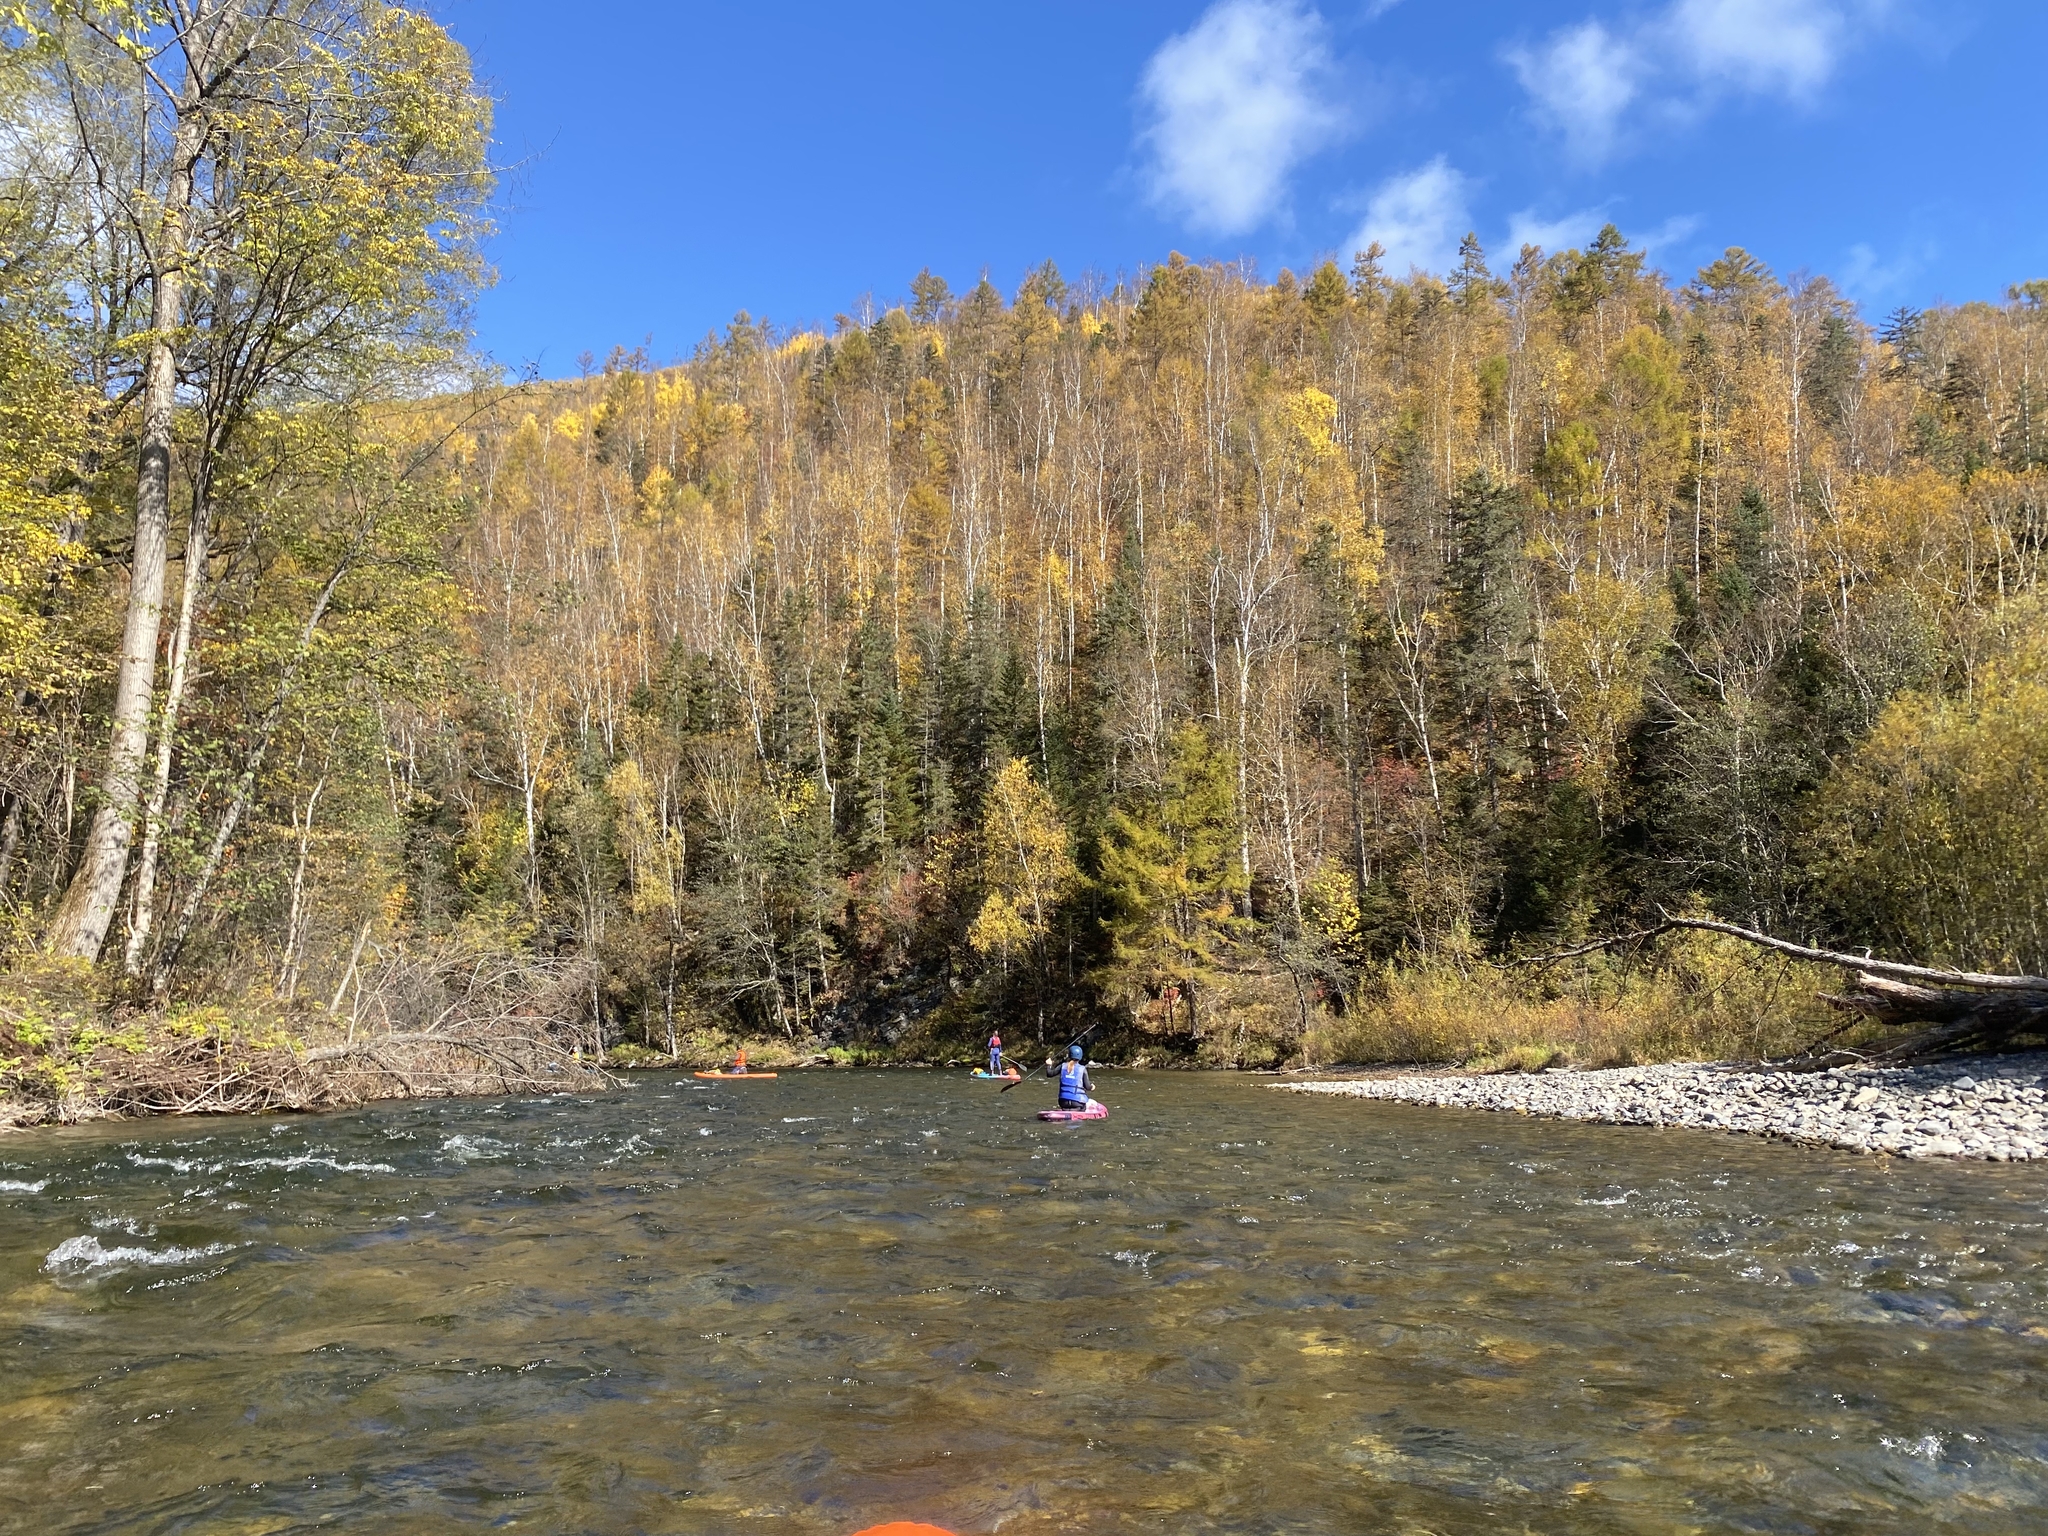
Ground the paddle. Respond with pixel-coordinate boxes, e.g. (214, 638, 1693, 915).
(1000, 1021, 1100, 1093)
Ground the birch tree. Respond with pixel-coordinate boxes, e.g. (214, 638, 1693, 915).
(25, 0, 488, 963)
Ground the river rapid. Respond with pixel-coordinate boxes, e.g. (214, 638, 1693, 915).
(2, 1071, 2045, 1535)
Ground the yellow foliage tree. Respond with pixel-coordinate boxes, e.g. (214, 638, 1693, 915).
(0, 301, 85, 700)
(1817, 601, 2048, 973)
(966, 759, 1077, 966)
(1539, 569, 1674, 811)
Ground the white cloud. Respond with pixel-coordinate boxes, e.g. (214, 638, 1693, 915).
(1506, 205, 1610, 255)
(1139, 0, 1343, 235)
(1499, 210, 1700, 263)
(1638, 213, 1704, 252)
(1670, 0, 1843, 94)
(1506, 21, 1643, 162)
(1511, 0, 1860, 162)
(1839, 240, 1929, 302)
(1348, 157, 1469, 275)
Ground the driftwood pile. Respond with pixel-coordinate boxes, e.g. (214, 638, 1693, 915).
(299, 947, 614, 1106)
(1536, 916, 2048, 1068)
(9, 948, 613, 1125)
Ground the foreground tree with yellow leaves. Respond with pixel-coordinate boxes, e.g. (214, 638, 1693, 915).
(12, 0, 489, 965)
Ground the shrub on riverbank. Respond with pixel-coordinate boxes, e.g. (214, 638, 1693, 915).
(1305, 931, 1852, 1070)
(0, 958, 316, 1126)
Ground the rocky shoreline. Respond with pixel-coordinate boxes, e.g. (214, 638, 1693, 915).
(1282, 1053, 2048, 1161)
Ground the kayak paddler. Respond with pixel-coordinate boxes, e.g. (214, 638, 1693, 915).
(987, 1030, 1004, 1077)
(1045, 1043, 1093, 1110)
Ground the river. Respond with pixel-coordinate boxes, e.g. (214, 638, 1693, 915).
(2, 1070, 2045, 1534)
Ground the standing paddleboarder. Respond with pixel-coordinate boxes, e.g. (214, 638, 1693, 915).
(987, 1030, 1004, 1077)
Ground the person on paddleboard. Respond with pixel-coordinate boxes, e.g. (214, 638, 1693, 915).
(730, 1046, 748, 1075)
(987, 1031, 1004, 1076)
(1045, 1043, 1093, 1109)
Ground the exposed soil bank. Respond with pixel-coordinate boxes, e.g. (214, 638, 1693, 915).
(1282, 1052, 2048, 1161)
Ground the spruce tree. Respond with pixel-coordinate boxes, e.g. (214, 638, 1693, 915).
(1095, 724, 1246, 1041)
(1441, 471, 1534, 828)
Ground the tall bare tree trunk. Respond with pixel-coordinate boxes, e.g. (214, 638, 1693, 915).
(278, 774, 326, 999)
(123, 496, 211, 976)
(151, 553, 351, 993)
(0, 793, 23, 899)
(46, 22, 212, 962)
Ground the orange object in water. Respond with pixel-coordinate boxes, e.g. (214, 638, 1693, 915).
(850, 1526, 958, 1536)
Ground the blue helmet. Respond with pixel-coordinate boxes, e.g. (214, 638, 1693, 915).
(1069, 1044, 1085, 1060)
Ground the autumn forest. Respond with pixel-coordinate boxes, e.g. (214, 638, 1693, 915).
(4, 5, 2047, 1110)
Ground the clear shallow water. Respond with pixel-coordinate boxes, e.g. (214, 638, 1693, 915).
(2, 1071, 2046, 1535)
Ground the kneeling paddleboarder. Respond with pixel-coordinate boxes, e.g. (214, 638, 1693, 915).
(1046, 1043, 1094, 1109)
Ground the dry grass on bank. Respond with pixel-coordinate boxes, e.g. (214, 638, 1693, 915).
(1304, 931, 1859, 1072)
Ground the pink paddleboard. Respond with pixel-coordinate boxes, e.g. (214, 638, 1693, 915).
(1038, 1099, 1107, 1121)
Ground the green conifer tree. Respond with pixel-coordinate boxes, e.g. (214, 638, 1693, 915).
(1095, 723, 1247, 1041)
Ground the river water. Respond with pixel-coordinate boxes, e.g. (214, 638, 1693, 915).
(2, 1070, 2046, 1534)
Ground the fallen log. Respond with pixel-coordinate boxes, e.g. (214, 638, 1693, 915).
(1515, 916, 2048, 1067)
(1822, 972, 2048, 1028)
(1652, 916, 2048, 993)
(302, 1031, 569, 1065)
(1519, 915, 2048, 993)
(299, 1030, 615, 1097)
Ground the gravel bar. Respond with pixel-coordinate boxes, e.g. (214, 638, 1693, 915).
(1280, 1053, 2048, 1161)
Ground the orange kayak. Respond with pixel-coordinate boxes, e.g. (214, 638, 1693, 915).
(851, 1526, 957, 1536)
(693, 1070, 779, 1079)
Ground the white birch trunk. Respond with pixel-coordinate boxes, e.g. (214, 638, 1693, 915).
(46, 23, 214, 960)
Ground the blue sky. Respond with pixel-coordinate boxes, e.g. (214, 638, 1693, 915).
(430, 1, 2047, 374)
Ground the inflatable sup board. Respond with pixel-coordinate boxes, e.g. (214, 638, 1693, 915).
(1038, 1099, 1107, 1121)
(693, 1070, 778, 1079)
(972, 1068, 1021, 1079)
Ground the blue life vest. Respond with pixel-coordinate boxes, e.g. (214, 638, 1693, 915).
(1058, 1059, 1087, 1103)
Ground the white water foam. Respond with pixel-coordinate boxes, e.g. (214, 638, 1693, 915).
(238, 1153, 396, 1175)
(126, 1152, 206, 1175)
(438, 1135, 510, 1162)
(91, 1215, 156, 1236)
(43, 1234, 238, 1276)
(126, 1151, 394, 1176)
(0, 1179, 47, 1194)
(599, 1133, 661, 1165)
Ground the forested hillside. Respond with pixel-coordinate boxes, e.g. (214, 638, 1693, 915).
(4, 6, 2045, 1088)
(413, 249, 2047, 1065)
